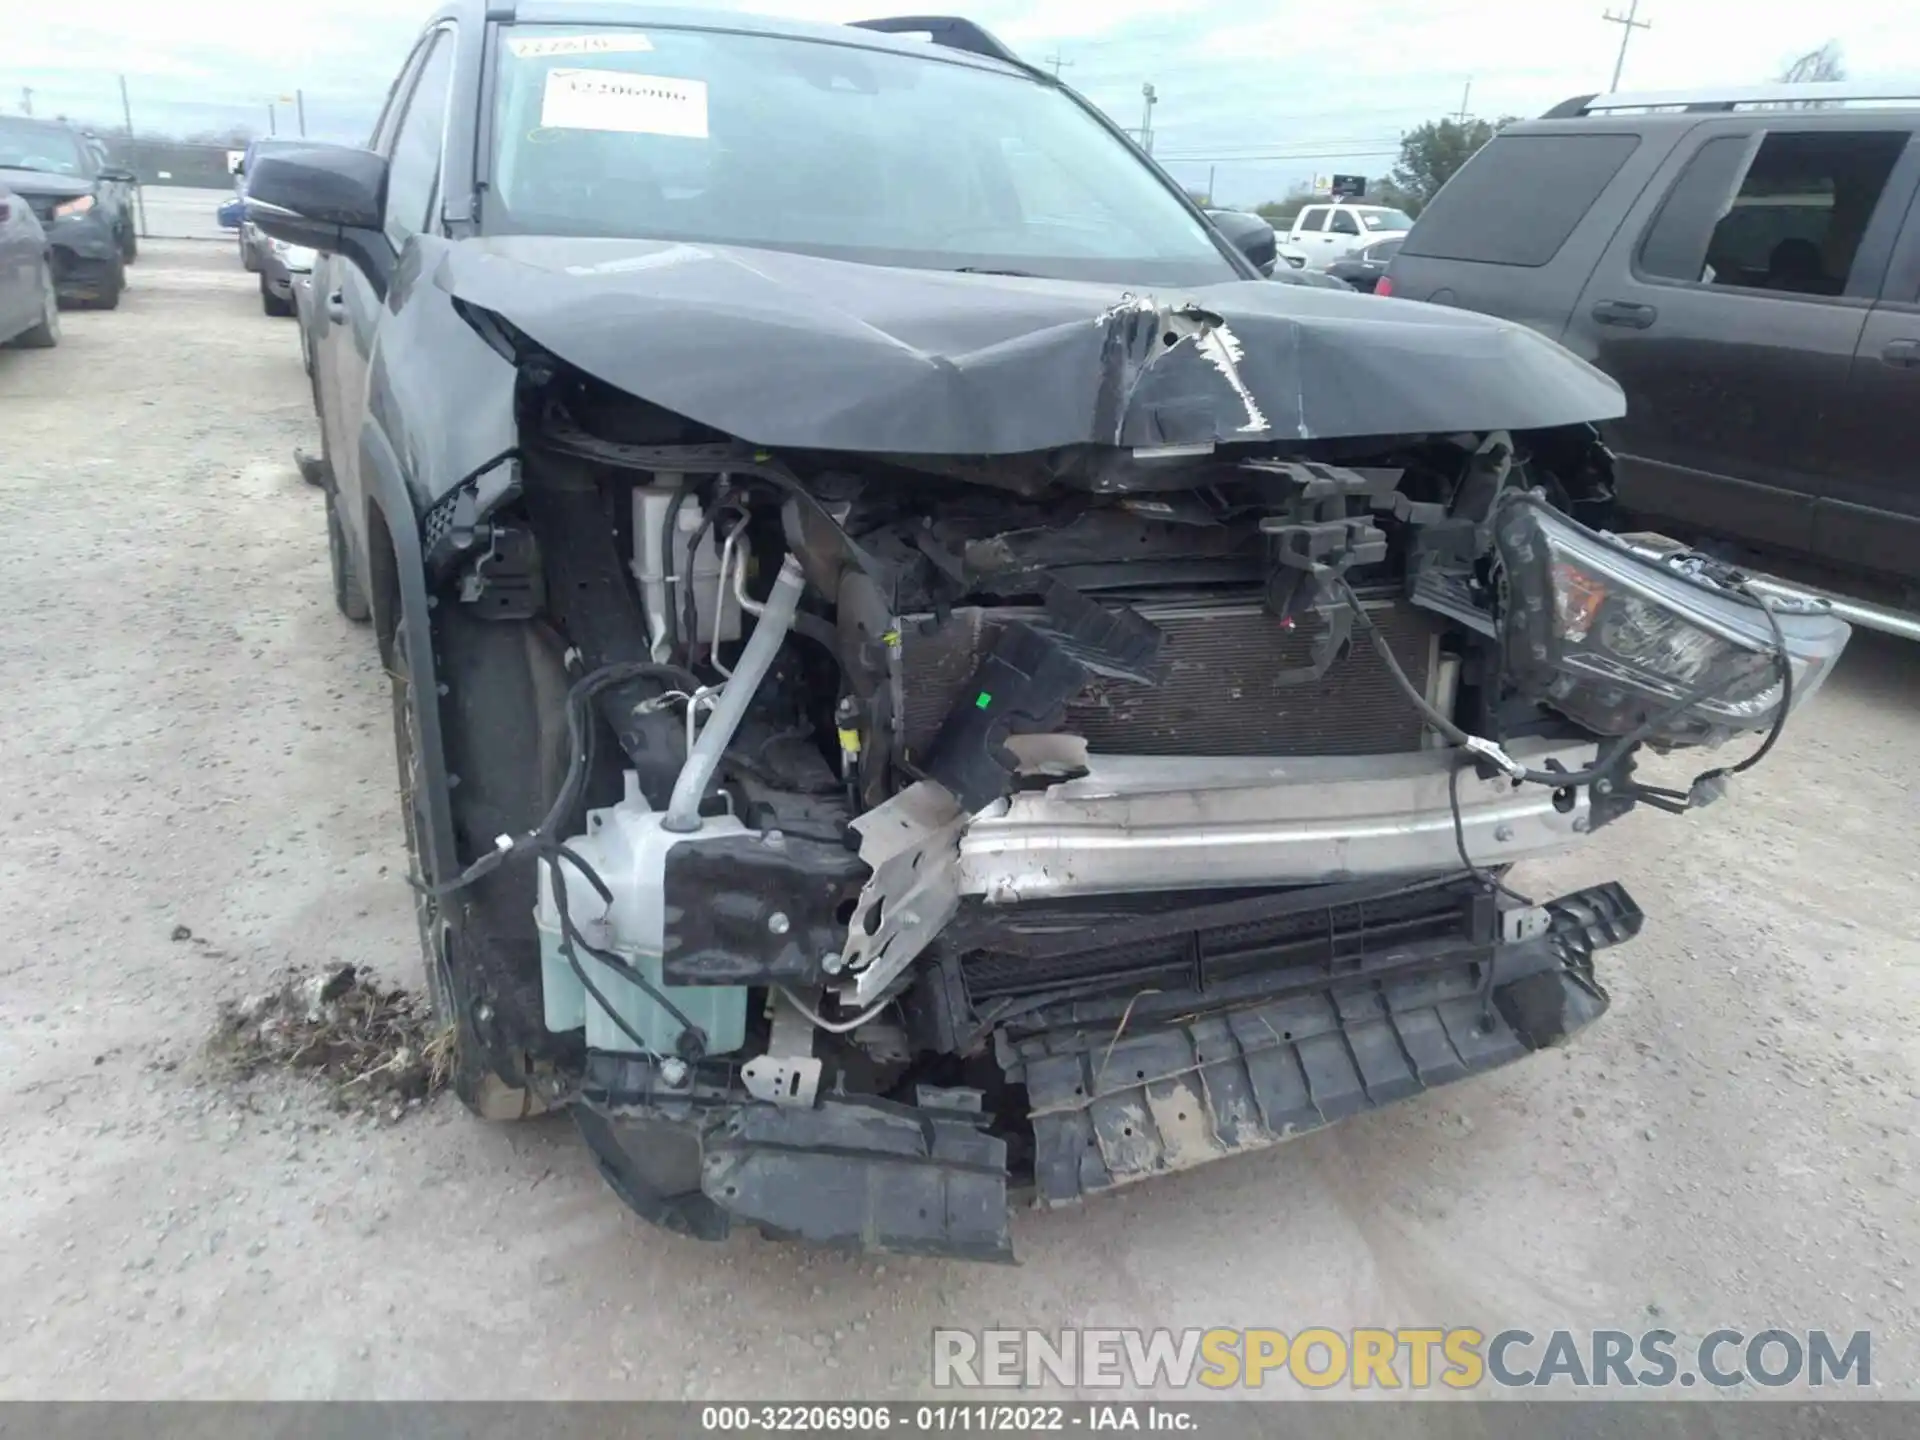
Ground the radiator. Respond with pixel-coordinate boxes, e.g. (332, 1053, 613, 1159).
(893, 594, 1440, 760)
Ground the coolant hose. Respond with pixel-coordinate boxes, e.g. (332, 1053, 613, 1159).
(662, 554, 808, 832)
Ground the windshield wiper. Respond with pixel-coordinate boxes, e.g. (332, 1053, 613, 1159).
(953, 266, 1041, 277)
(1, 162, 63, 174)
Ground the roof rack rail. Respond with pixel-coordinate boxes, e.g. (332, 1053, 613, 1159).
(850, 15, 1024, 67)
(1546, 82, 1920, 118)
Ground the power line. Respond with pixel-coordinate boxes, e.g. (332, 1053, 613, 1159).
(1156, 134, 1405, 155)
(1157, 148, 1403, 164)
(1603, 1, 1652, 93)
(1041, 51, 1073, 77)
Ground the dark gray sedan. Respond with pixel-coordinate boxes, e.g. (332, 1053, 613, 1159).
(0, 183, 59, 348)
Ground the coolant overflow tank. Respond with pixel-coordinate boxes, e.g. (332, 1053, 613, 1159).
(534, 773, 749, 1057)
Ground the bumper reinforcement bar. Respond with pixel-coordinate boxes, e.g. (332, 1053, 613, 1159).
(958, 738, 1601, 902)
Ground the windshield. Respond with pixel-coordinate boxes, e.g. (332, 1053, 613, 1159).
(1359, 208, 1415, 232)
(485, 24, 1238, 284)
(0, 117, 88, 175)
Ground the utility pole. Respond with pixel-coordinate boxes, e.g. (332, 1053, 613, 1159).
(295, 89, 307, 137)
(1041, 51, 1072, 78)
(1454, 79, 1473, 123)
(267, 102, 277, 136)
(19, 85, 33, 116)
(1603, 1, 1652, 93)
(1207, 164, 1216, 206)
(117, 75, 147, 239)
(1140, 82, 1158, 155)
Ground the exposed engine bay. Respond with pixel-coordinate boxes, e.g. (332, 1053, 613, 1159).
(418, 334, 1849, 1262)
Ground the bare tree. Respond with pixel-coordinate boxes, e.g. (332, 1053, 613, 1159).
(1778, 41, 1845, 85)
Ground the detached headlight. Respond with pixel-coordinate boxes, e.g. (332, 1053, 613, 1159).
(53, 194, 97, 219)
(1494, 494, 1849, 748)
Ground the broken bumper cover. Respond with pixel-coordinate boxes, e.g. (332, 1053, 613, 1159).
(1016, 882, 1638, 1204)
(49, 215, 122, 299)
(574, 1080, 1017, 1263)
(572, 882, 1641, 1260)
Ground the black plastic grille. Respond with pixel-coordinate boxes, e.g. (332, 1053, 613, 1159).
(958, 884, 1474, 1002)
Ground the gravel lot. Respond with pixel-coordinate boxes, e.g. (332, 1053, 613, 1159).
(2, 239, 1916, 1402)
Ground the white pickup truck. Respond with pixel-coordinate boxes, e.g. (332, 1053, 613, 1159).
(1285, 202, 1415, 270)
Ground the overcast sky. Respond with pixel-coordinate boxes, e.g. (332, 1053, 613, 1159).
(4, 0, 1917, 205)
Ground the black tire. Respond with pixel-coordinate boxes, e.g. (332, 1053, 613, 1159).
(294, 448, 328, 488)
(326, 490, 372, 623)
(387, 606, 561, 1120)
(86, 253, 125, 311)
(121, 225, 138, 265)
(11, 261, 59, 349)
(260, 274, 294, 318)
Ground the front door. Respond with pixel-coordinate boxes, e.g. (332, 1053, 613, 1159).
(318, 28, 456, 587)
(1823, 179, 1920, 582)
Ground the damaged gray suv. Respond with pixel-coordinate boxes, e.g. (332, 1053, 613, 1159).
(249, 3, 1851, 1261)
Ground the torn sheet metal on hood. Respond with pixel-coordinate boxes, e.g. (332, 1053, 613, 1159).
(436, 237, 1626, 455)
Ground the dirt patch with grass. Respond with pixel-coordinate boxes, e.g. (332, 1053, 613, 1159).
(207, 964, 451, 1120)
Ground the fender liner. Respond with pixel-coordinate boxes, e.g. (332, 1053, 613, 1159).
(360, 417, 460, 890)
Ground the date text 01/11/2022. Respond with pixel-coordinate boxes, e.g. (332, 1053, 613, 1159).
(698, 1404, 1200, 1432)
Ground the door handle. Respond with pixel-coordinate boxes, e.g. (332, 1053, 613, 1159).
(1591, 299, 1658, 329)
(1881, 339, 1920, 369)
(326, 290, 347, 325)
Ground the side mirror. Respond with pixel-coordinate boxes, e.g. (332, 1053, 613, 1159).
(246, 144, 391, 290)
(98, 166, 138, 184)
(1205, 208, 1277, 276)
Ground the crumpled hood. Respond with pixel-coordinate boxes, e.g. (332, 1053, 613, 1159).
(439, 236, 1626, 455)
(0, 168, 92, 202)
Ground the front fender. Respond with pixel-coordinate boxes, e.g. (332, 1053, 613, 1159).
(358, 420, 459, 891)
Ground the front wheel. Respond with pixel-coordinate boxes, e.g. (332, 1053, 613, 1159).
(84, 253, 125, 311)
(260, 274, 293, 317)
(325, 490, 372, 623)
(11, 262, 60, 348)
(121, 226, 138, 265)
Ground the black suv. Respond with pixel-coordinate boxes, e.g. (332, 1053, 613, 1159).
(0, 115, 139, 308)
(245, 5, 1844, 1260)
(1385, 84, 1920, 635)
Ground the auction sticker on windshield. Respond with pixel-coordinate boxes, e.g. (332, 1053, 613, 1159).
(507, 33, 655, 59)
(539, 69, 708, 138)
